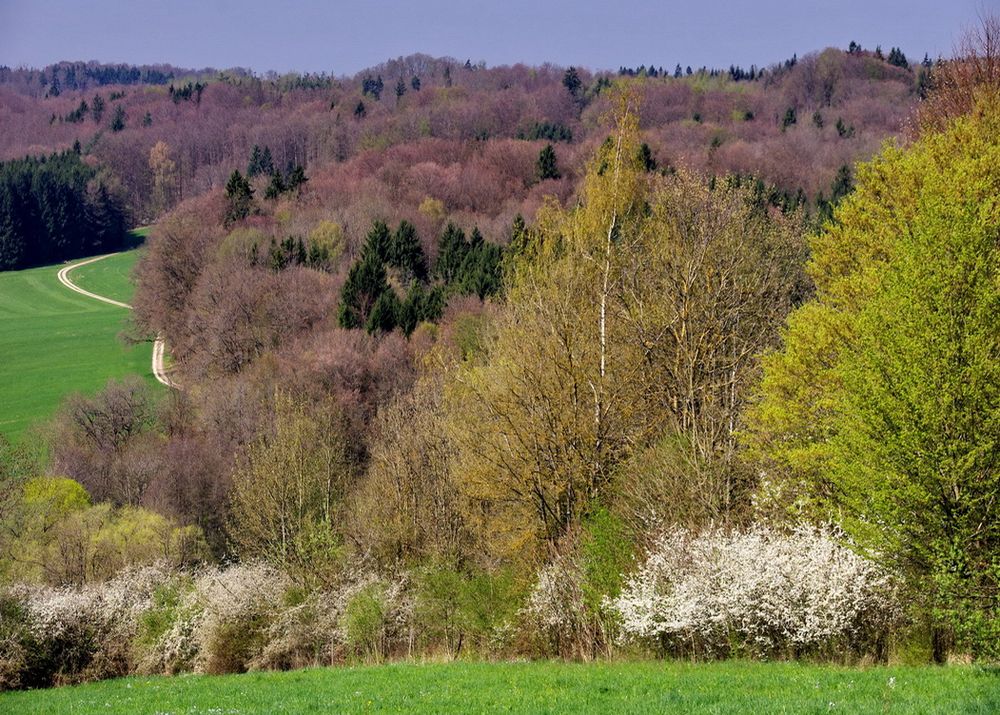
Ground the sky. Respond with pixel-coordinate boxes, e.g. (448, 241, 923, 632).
(0, 0, 994, 76)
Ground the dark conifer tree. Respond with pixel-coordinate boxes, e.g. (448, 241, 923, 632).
(110, 105, 126, 132)
(365, 289, 400, 334)
(536, 144, 560, 181)
(562, 67, 582, 98)
(435, 223, 468, 283)
(389, 220, 428, 282)
(362, 220, 392, 265)
(223, 170, 254, 226)
(338, 256, 389, 329)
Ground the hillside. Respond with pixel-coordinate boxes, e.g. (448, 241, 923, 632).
(1, 48, 921, 232)
(0, 246, 155, 440)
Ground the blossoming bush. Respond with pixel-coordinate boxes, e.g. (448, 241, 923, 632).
(608, 526, 902, 659)
(0, 565, 170, 689)
(0, 561, 418, 689)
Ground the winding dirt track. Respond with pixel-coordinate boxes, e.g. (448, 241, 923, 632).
(57, 254, 178, 389)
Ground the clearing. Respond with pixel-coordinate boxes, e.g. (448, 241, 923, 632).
(0, 244, 156, 440)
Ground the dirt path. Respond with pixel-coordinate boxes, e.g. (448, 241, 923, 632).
(57, 253, 178, 389)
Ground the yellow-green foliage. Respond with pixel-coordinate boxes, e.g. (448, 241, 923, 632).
(748, 98, 1000, 657)
(22, 476, 91, 524)
(217, 227, 268, 264)
(5, 477, 207, 585)
(308, 220, 345, 263)
(447, 93, 805, 563)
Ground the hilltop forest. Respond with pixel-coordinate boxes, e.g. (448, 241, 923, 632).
(1, 28, 998, 690)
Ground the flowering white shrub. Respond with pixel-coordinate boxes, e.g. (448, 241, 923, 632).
(1, 564, 173, 687)
(525, 552, 586, 633)
(523, 551, 592, 656)
(609, 525, 902, 657)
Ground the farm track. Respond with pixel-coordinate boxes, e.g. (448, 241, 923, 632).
(57, 254, 178, 389)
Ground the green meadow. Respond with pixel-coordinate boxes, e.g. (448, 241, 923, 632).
(1, 661, 995, 714)
(0, 241, 155, 441)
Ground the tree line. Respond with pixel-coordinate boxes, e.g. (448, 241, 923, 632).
(0, 148, 129, 270)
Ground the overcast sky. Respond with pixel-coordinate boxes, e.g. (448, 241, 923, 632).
(0, 0, 993, 75)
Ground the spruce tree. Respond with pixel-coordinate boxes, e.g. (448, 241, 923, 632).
(224, 170, 254, 226)
(389, 220, 428, 281)
(435, 223, 468, 283)
(338, 256, 389, 329)
(365, 289, 400, 334)
(536, 144, 561, 181)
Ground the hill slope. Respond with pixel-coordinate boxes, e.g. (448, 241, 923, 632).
(0, 248, 155, 440)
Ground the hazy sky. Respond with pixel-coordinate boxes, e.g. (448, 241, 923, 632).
(0, 1, 994, 75)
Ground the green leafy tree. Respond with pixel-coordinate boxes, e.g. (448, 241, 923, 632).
(748, 97, 1000, 660)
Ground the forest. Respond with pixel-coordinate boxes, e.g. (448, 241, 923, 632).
(0, 149, 129, 269)
(0, 24, 997, 692)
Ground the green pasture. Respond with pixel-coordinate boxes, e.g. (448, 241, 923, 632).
(0, 239, 155, 440)
(1, 661, 996, 714)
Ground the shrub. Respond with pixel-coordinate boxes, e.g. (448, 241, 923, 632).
(192, 563, 288, 674)
(609, 526, 902, 660)
(0, 565, 171, 689)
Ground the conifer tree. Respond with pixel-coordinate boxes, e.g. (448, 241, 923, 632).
(224, 170, 254, 226)
(389, 220, 428, 281)
(536, 144, 561, 181)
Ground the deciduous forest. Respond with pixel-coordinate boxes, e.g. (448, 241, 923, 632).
(0, 22, 998, 693)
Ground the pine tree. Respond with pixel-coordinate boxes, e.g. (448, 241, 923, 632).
(562, 67, 582, 98)
(411, 76, 421, 91)
(286, 164, 307, 192)
(338, 256, 389, 329)
(389, 220, 428, 281)
(435, 223, 468, 283)
(536, 144, 560, 181)
(110, 105, 126, 132)
(224, 170, 254, 226)
(395, 77, 406, 100)
(781, 107, 797, 130)
(362, 220, 392, 265)
(365, 289, 400, 334)
(264, 169, 286, 199)
(639, 143, 657, 172)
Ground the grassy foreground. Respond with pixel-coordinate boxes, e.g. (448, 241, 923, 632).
(1, 661, 996, 714)
(0, 241, 155, 440)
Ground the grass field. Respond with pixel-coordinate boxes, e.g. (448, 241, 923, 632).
(0, 239, 156, 441)
(0, 661, 996, 714)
